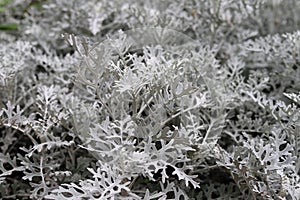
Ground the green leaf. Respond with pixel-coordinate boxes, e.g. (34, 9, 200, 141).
(0, 0, 11, 6)
(0, 7, 7, 12)
(32, 2, 43, 10)
(0, 23, 18, 30)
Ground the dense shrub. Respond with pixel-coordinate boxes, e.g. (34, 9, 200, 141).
(0, 0, 300, 199)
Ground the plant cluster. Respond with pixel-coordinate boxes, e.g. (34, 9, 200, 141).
(0, 0, 300, 199)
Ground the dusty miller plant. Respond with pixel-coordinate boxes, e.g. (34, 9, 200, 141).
(0, 0, 300, 199)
